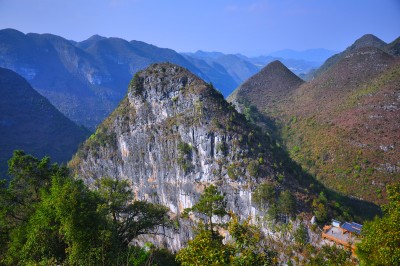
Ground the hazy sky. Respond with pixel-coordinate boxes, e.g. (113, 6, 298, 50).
(1, 0, 399, 55)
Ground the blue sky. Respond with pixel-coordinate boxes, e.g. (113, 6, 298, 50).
(0, 0, 399, 56)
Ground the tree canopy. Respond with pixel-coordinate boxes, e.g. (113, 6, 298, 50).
(0, 150, 173, 265)
(356, 183, 400, 266)
(178, 185, 277, 265)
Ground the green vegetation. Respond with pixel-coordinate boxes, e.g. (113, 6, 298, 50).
(243, 104, 261, 124)
(176, 227, 232, 266)
(306, 245, 353, 266)
(252, 183, 297, 222)
(183, 185, 227, 234)
(177, 142, 193, 173)
(130, 73, 144, 95)
(312, 192, 329, 223)
(277, 190, 296, 218)
(227, 163, 242, 181)
(252, 182, 276, 210)
(293, 224, 308, 249)
(178, 186, 278, 265)
(0, 151, 173, 265)
(356, 184, 400, 266)
(246, 159, 260, 177)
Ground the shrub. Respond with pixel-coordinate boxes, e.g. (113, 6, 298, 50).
(252, 183, 276, 209)
(247, 160, 259, 177)
(130, 73, 144, 95)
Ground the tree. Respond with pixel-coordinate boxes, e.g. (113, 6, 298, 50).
(228, 214, 278, 266)
(308, 245, 353, 266)
(185, 185, 227, 234)
(1, 150, 65, 227)
(0, 151, 173, 265)
(277, 190, 296, 218)
(176, 224, 233, 266)
(293, 224, 309, 250)
(0, 150, 68, 264)
(95, 177, 171, 245)
(14, 175, 111, 265)
(252, 183, 276, 210)
(312, 192, 328, 223)
(356, 183, 400, 266)
(179, 186, 277, 266)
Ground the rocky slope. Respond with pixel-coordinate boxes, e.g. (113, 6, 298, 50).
(306, 34, 394, 81)
(229, 35, 400, 205)
(0, 67, 90, 177)
(70, 63, 328, 250)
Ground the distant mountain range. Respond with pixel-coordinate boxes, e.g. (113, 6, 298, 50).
(0, 29, 336, 130)
(0, 67, 90, 177)
(182, 49, 334, 85)
(268, 48, 337, 63)
(0, 29, 208, 130)
(229, 34, 400, 205)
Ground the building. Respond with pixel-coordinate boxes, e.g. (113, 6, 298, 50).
(322, 219, 363, 254)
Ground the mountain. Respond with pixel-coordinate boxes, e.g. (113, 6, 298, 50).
(305, 34, 393, 80)
(228, 60, 304, 115)
(183, 51, 322, 97)
(70, 62, 341, 250)
(70, 63, 379, 253)
(183, 51, 321, 96)
(229, 35, 400, 205)
(182, 50, 225, 60)
(0, 29, 206, 130)
(268, 48, 337, 63)
(182, 52, 262, 97)
(212, 54, 260, 84)
(384, 36, 400, 56)
(0, 67, 90, 177)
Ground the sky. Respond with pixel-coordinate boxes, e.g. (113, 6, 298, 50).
(0, 0, 399, 56)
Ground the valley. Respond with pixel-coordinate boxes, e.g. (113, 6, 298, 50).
(0, 29, 399, 265)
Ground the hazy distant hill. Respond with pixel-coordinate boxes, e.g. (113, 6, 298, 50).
(228, 34, 400, 205)
(0, 29, 207, 130)
(268, 48, 337, 63)
(184, 50, 324, 96)
(181, 55, 238, 96)
(0, 67, 90, 177)
(182, 52, 260, 96)
(184, 51, 311, 97)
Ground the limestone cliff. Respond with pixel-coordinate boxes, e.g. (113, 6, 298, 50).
(70, 63, 310, 250)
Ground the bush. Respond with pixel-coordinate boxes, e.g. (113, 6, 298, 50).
(252, 183, 276, 209)
(130, 73, 144, 95)
(247, 160, 260, 177)
(277, 190, 296, 217)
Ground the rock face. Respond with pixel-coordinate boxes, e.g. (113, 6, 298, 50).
(70, 63, 302, 250)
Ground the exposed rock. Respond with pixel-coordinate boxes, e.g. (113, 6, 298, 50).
(70, 63, 302, 250)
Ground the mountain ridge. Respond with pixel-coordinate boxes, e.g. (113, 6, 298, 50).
(0, 67, 90, 177)
(228, 37, 400, 205)
(306, 33, 398, 80)
(0, 29, 208, 130)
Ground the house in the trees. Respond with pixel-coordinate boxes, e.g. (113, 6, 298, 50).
(322, 219, 363, 254)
